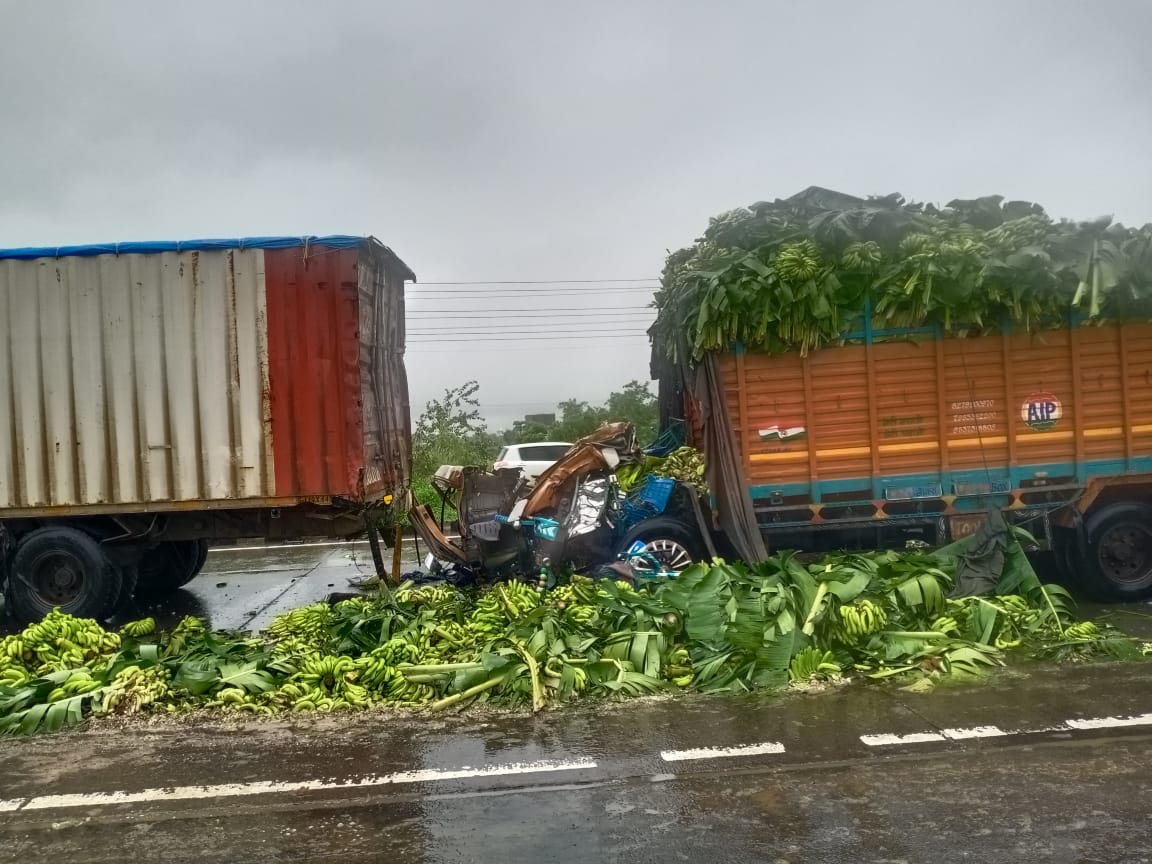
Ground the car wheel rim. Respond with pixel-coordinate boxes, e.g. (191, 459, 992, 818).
(1097, 522, 1152, 585)
(641, 538, 693, 570)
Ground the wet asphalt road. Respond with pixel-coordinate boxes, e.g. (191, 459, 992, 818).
(3, 662, 1152, 862)
(2, 543, 1152, 863)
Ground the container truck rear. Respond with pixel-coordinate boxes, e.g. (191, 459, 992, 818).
(0, 235, 414, 622)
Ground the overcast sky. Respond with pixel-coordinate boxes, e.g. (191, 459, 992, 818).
(2, 1, 1150, 432)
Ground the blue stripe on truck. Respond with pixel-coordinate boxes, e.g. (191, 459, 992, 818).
(749, 455, 1152, 506)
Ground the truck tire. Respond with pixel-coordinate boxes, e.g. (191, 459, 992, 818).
(1084, 503, 1152, 601)
(135, 539, 209, 599)
(615, 517, 704, 571)
(7, 527, 123, 624)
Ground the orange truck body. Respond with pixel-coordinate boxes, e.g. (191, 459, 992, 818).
(704, 321, 1152, 551)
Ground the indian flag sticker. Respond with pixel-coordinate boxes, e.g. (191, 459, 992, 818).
(1021, 392, 1062, 432)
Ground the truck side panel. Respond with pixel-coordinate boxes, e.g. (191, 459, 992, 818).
(0, 251, 275, 509)
(716, 322, 1152, 530)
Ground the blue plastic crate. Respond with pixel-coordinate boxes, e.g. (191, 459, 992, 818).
(622, 476, 676, 526)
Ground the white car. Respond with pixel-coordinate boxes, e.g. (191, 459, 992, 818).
(493, 442, 573, 479)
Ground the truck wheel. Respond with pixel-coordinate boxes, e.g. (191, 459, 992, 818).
(1084, 503, 1152, 601)
(7, 527, 123, 624)
(615, 517, 703, 571)
(135, 539, 209, 599)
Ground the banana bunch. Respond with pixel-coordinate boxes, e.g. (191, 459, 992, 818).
(563, 604, 597, 629)
(384, 677, 435, 706)
(1063, 621, 1100, 642)
(432, 620, 472, 648)
(655, 447, 706, 489)
(205, 687, 274, 714)
(1, 635, 31, 666)
(663, 648, 693, 687)
(499, 581, 541, 617)
(14, 610, 121, 673)
(333, 596, 373, 615)
(397, 584, 459, 608)
(0, 663, 32, 688)
(840, 241, 883, 271)
(788, 647, 842, 683)
(375, 638, 422, 666)
(120, 618, 156, 638)
(984, 215, 1051, 250)
(97, 665, 172, 714)
(995, 595, 1031, 614)
(356, 654, 400, 692)
(549, 584, 577, 607)
(543, 657, 589, 693)
(266, 603, 332, 650)
(838, 599, 888, 640)
(296, 655, 357, 693)
(565, 576, 601, 606)
(930, 615, 961, 636)
(44, 669, 103, 702)
(774, 240, 822, 282)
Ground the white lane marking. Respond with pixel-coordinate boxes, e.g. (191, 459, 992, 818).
(1065, 713, 1152, 730)
(6, 759, 596, 812)
(942, 725, 1008, 740)
(660, 742, 785, 762)
(860, 732, 946, 746)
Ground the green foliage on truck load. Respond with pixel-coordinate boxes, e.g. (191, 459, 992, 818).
(654, 187, 1152, 360)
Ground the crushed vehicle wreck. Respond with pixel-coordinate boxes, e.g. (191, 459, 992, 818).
(409, 423, 716, 584)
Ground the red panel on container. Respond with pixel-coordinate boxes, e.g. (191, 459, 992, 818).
(264, 247, 364, 498)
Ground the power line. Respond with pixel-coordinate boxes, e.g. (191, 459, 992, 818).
(415, 278, 658, 285)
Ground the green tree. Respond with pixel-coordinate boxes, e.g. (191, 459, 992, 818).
(502, 380, 658, 446)
(411, 381, 501, 509)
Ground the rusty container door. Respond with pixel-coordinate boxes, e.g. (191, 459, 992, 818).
(356, 241, 413, 501)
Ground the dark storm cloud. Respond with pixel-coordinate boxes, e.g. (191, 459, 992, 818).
(1, 0, 1150, 427)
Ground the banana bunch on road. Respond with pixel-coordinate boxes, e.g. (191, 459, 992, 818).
(663, 648, 693, 687)
(296, 655, 357, 692)
(45, 669, 103, 702)
(396, 584, 459, 608)
(543, 657, 589, 694)
(930, 615, 961, 636)
(375, 638, 422, 666)
(1063, 621, 1100, 642)
(838, 599, 888, 640)
(7, 610, 121, 674)
(96, 665, 172, 714)
(120, 618, 156, 638)
(562, 604, 598, 629)
(266, 603, 332, 651)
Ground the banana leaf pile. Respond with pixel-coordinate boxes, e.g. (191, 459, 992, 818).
(655, 186, 1152, 360)
(1, 539, 1145, 735)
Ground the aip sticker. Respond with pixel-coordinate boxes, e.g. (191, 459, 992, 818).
(1021, 392, 1062, 431)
